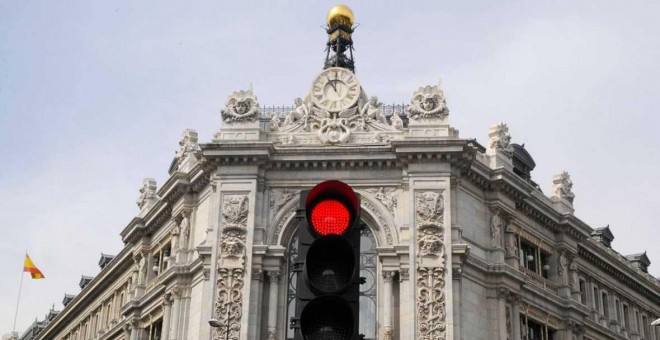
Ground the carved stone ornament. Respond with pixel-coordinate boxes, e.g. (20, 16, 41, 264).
(220, 89, 260, 124)
(417, 266, 446, 340)
(366, 187, 398, 218)
(504, 224, 518, 258)
(269, 188, 300, 216)
(174, 128, 200, 163)
(506, 306, 512, 340)
(266, 326, 277, 340)
(557, 251, 568, 285)
(220, 195, 249, 260)
(136, 178, 158, 209)
(415, 191, 444, 228)
(488, 123, 514, 157)
(272, 86, 402, 146)
(490, 209, 503, 248)
(383, 326, 394, 340)
(415, 191, 446, 340)
(552, 171, 575, 203)
(213, 267, 244, 340)
(405, 83, 449, 120)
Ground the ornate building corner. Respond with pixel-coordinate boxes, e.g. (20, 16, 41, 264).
(214, 194, 249, 340)
(415, 191, 447, 340)
(172, 128, 200, 174)
(214, 88, 262, 141)
(136, 178, 159, 213)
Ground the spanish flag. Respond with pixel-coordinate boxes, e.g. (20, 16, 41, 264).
(23, 254, 45, 279)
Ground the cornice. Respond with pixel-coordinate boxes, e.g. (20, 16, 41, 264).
(579, 240, 660, 305)
(36, 246, 133, 339)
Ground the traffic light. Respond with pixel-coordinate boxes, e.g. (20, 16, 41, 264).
(293, 180, 361, 340)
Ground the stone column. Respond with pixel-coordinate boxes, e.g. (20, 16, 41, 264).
(162, 293, 173, 340)
(129, 318, 140, 340)
(382, 270, 396, 340)
(266, 271, 281, 340)
(169, 287, 182, 340)
(510, 295, 521, 340)
(496, 288, 511, 340)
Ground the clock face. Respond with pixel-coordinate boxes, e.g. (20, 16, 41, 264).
(311, 67, 361, 112)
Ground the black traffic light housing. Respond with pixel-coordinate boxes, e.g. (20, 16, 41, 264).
(292, 180, 361, 340)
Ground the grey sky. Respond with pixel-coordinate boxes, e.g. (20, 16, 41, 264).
(1, 0, 659, 334)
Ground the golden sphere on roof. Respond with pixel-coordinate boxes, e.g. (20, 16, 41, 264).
(327, 5, 354, 27)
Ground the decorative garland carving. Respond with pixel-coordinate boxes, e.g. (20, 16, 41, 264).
(214, 194, 249, 340)
(361, 199, 394, 245)
(415, 191, 446, 340)
(213, 267, 244, 340)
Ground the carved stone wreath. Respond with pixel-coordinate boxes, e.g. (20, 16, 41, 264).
(405, 84, 449, 120)
(221, 90, 261, 124)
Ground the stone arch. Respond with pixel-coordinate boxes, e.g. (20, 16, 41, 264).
(267, 191, 399, 247)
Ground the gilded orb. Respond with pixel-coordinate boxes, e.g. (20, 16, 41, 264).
(327, 5, 354, 27)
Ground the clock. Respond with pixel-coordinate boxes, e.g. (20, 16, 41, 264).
(311, 67, 361, 112)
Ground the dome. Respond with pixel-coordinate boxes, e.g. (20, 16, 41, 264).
(327, 5, 354, 27)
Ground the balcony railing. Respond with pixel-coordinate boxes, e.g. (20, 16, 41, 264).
(520, 266, 558, 294)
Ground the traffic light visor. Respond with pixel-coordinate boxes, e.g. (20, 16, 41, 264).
(306, 180, 359, 236)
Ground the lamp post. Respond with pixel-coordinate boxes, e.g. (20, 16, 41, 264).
(208, 301, 231, 340)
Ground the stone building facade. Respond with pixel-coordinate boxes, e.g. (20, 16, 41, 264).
(26, 14, 660, 340)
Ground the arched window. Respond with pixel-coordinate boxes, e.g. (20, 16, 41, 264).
(286, 227, 378, 340)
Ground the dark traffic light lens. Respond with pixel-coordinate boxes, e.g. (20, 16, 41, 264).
(306, 235, 355, 293)
(310, 199, 351, 235)
(300, 296, 354, 340)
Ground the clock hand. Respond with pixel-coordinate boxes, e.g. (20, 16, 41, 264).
(325, 75, 338, 93)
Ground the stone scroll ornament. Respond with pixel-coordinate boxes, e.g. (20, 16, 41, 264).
(415, 191, 447, 340)
(275, 94, 401, 145)
(405, 83, 449, 120)
(214, 195, 249, 340)
(220, 89, 261, 124)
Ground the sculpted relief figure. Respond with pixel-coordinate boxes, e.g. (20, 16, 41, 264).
(136, 178, 158, 210)
(491, 209, 503, 248)
(488, 123, 514, 157)
(390, 112, 404, 130)
(505, 225, 518, 258)
(268, 113, 280, 131)
(174, 128, 199, 162)
(360, 96, 387, 124)
(220, 89, 261, 124)
(552, 171, 575, 203)
(405, 83, 449, 120)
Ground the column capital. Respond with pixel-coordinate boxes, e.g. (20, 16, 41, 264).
(382, 270, 396, 282)
(267, 270, 281, 282)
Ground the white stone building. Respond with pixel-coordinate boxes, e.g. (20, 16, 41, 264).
(21, 5, 660, 340)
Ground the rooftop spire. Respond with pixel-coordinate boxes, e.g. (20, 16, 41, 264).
(324, 5, 356, 72)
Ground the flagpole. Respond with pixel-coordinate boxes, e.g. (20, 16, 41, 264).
(12, 253, 26, 334)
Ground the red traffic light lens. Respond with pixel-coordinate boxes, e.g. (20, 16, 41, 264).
(310, 200, 350, 236)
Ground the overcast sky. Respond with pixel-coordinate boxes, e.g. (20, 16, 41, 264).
(2, 0, 660, 334)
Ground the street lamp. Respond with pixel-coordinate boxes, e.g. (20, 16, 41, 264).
(208, 301, 231, 340)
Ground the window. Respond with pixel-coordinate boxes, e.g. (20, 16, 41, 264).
(147, 318, 162, 340)
(518, 239, 550, 278)
(623, 305, 629, 329)
(579, 279, 587, 305)
(151, 243, 172, 278)
(642, 315, 648, 338)
(602, 293, 609, 319)
(520, 315, 555, 340)
(286, 227, 378, 340)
